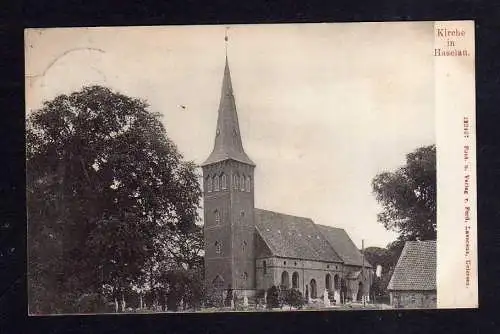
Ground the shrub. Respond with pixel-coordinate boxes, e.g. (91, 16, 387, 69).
(266, 285, 280, 309)
(286, 289, 305, 309)
(328, 290, 335, 302)
(278, 285, 289, 308)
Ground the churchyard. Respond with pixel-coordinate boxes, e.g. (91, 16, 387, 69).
(115, 288, 392, 313)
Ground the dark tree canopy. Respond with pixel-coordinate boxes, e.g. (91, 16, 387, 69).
(27, 86, 202, 313)
(364, 246, 400, 297)
(372, 145, 436, 244)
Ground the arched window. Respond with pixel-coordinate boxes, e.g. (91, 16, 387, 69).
(234, 174, 239, 190)
(221, 174, 227, 190)
(207, 177, 212, 192)
(263, 260, 267, 274)
(326, 273, 332, 291)
(240, 175, 245, 191)
(215, 241, 222, 254)
(310, 279, 317, 299)
(246, 176, 251, 192)
(214, 210, 221, 225)
(243, 272, 248, 280)
(281, 271, 290, 289)
(242, 240, 247, 251)
(213, 175, 219, 191)
(292, 272, 299, 289)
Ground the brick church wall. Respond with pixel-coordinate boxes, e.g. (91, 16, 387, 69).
(389, 290, 437, 309)
(203, 161, 256, 292)
(256, 256, 344, 299)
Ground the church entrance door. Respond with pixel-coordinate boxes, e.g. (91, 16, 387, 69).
(310, 279, 317, 299)
(212, 275, 225, 306)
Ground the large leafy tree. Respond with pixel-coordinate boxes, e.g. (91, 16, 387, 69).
(27, 86, 202, 314)
(372, 145, 436, 247)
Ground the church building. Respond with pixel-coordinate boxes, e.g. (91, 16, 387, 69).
(201, 53, 373, 303)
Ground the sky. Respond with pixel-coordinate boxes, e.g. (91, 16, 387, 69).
(25, 22, 436, 248)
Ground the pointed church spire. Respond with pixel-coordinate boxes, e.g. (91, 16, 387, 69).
(202, 32, 255, 167)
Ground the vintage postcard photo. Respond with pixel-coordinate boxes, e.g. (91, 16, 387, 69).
(25, 21, 477, 314)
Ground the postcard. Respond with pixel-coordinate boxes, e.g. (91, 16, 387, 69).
(25, 21, 477, 314)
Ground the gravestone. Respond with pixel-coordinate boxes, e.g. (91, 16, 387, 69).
(243, 292, 249, 308)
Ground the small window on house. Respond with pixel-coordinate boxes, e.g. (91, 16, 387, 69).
(263, 260, 267, 274)
(294, 261, 297, 266)
(215, 241, 222, 254)
(214, 210, 221, 225)
(221, 174, 227, 189)
(207, 177, 212, 192)
(246, 176, 251, 192)
(242, 240, 247, 251)
(240, 175, 245, 191)
(327, 265, 330, 269)
(284, 261, 287, 265)
(243, 272, 248, 280)
(213, 175, 219, 191)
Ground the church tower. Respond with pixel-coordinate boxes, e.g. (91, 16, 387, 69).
(201, 47, 256, 294)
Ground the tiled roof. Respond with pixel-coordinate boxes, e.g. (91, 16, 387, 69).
(254, 209, 343, 263)
(317, 225, 372, 268)
(387, 240, 436, 291)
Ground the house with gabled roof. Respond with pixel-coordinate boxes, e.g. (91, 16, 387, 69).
(387, 240, 436, 308)
(201, 49, 373, 303)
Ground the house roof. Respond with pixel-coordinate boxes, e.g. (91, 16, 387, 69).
(317, 224, 372, 268)
(202, 56, 255, 167)
(345, 270, 362, 280)
(254, 209, 343, 263)
(387, 240, 436, 291)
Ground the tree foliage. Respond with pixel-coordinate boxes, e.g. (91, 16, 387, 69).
(372, 145, 436, 243)
(364, 246, 400, 298)
(27, 86, 203, 314)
